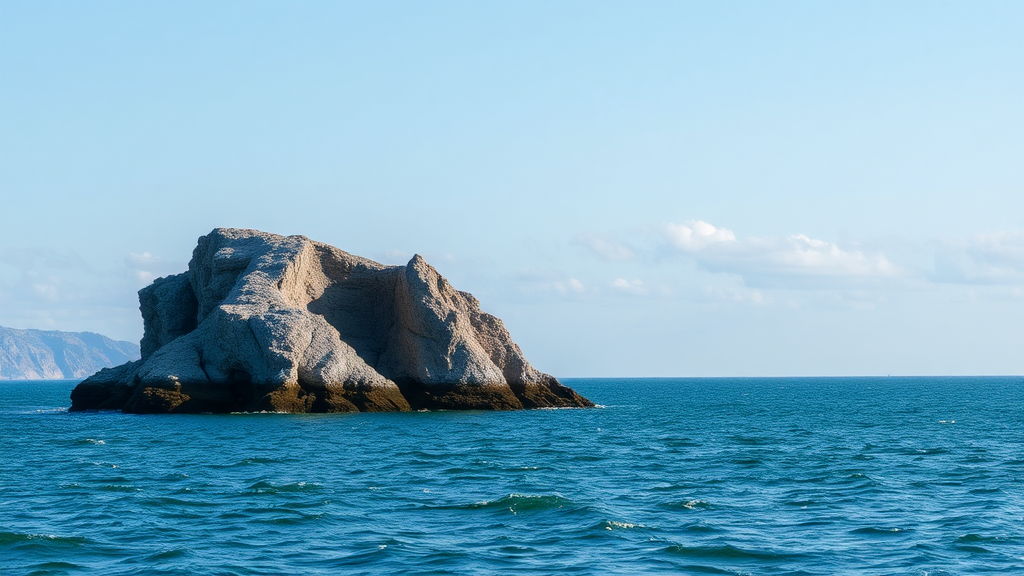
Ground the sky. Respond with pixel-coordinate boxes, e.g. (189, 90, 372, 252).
(1, 1, 1021, 377)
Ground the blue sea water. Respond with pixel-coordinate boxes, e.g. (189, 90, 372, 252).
(1, 377, 1022, 575)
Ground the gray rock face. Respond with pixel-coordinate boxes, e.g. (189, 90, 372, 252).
(70, 228, 592, 413)
(0, 326, 140, 380)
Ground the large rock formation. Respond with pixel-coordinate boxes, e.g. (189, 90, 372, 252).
(0, 326, 139, 380)
(70, 228, 592, 413)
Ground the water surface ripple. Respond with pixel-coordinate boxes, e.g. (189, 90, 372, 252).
(2, 377, 1022, 574)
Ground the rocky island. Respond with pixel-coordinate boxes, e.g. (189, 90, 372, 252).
(71, 228, 592, 413)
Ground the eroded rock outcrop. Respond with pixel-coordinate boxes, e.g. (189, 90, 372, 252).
(70, 228, 592, 413)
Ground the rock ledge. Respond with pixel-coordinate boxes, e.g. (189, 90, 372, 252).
(70, 228, 592, 413)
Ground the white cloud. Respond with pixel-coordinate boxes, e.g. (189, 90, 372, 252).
(124, 252, 186, 287)
(664, 221, 736, 252)
(0, 247, 88, 270)
(0, 248, 139, 339)
(515, 269, 587, 298)
(658, 221, 903, 287)
(0, 247, 186, 340)
(610, 278, 646, 296)
(554, 278, 586, 295)
(125, 252, 160, 267)
(933, 231, 1024, 285)
(31, 281, 61, 301)
(702, 234, 901, 280)
(704, 285, 767, 304)
(576, 235, 636, 261)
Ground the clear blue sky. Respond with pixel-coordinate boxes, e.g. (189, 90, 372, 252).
(1, 1, 1021, 376)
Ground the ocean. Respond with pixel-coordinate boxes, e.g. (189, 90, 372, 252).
(1, 377, 1022, 575)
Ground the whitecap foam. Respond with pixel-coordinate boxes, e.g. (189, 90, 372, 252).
(602, 520, 644, 530)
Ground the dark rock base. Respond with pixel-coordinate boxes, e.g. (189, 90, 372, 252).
(70, 377, 593, 414)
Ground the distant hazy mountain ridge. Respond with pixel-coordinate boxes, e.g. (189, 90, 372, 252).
(0, 326, 140, 380)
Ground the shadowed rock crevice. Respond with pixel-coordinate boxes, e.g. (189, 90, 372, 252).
(70, 228, 592, 413)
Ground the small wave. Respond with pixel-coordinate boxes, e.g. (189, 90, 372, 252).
(664, 542, 799, 561)
(731, 458, 762, 466)
(483, 494, 574, 514)
(668, 499, 713, 510)
(238, 506, 329, 525)
(98, 484, 141, 493)
(243, 481, 324, 495)
(661, 437, 701, 448)
(497, 545, 538, 554)
(435, 494, 576, 514)
(89, 461, 120, 468)
(215, 457, 286, 468)
(255, 513, 327, 525)
(403, 449, 448, 461)
(955, 533, 1014, 545)
(839, 473, 880, 487)
(968, 487, 1001, 495)
(145, 548, 189, 561)
(649, 483, 689, 492)
(850, 527, 909, 536)
(567, 454, 605, 462)
(598, 520, 645, 530)
(28, 561, 84, 571)
(441, 466, 476, 475)
(71, 438, 105, 445)
(953, 544, 992, 554)
(729, 435, 770, 445)
(0, 532, 90, 547)
(238, 457, 282, 465)
(139, 496, 220, 508)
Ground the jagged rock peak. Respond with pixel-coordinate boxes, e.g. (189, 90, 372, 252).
(71, 228, 592, 413)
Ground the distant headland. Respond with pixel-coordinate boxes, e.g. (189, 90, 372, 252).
(0, 326, 139, 380)
(70, 228, 592, 413)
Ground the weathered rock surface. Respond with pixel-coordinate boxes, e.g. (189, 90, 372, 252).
(70, 228, 592, 413)
(0, 326, 140, 380)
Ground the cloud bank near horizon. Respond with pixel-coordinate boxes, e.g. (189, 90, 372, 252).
(1, 223, 1021, 346)
(575, 220, 1024, 293)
